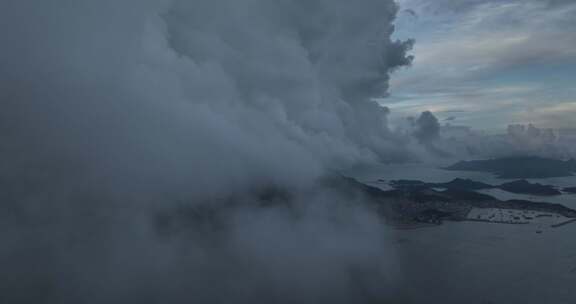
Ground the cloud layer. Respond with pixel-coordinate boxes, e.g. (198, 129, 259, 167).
(0, 1, 412, 303)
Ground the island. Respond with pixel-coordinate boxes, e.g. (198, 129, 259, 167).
(388, 178, 561, 196)
(564, 187, 576, 194)
(499, 180, 562, 196)
(329, 176, 576, 228)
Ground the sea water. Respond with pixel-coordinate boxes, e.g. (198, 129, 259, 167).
(348, 163, 576, 303)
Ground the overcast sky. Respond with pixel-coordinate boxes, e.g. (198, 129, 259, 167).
(385, 0, 576, 131)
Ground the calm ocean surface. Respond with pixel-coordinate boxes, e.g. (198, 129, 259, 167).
(348, 163, 576, 304)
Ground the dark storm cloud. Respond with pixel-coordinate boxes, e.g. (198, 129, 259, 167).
(414, 111, 441, 144)
(0, 1, 413, 303)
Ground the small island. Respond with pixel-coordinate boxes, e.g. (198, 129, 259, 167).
(388, 178, 561, 196)
(499, 180, 562, 196)
(564, 187, 576, 194)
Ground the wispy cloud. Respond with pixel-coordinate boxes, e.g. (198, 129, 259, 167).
(389, 0, 576, 129)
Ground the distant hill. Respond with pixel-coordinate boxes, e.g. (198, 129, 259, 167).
(444, 156, 576, 178)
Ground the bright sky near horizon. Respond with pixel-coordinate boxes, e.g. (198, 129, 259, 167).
(386, 0, 576, 131)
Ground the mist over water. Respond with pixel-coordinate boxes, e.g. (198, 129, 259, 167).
(0, 1, 414, 303)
